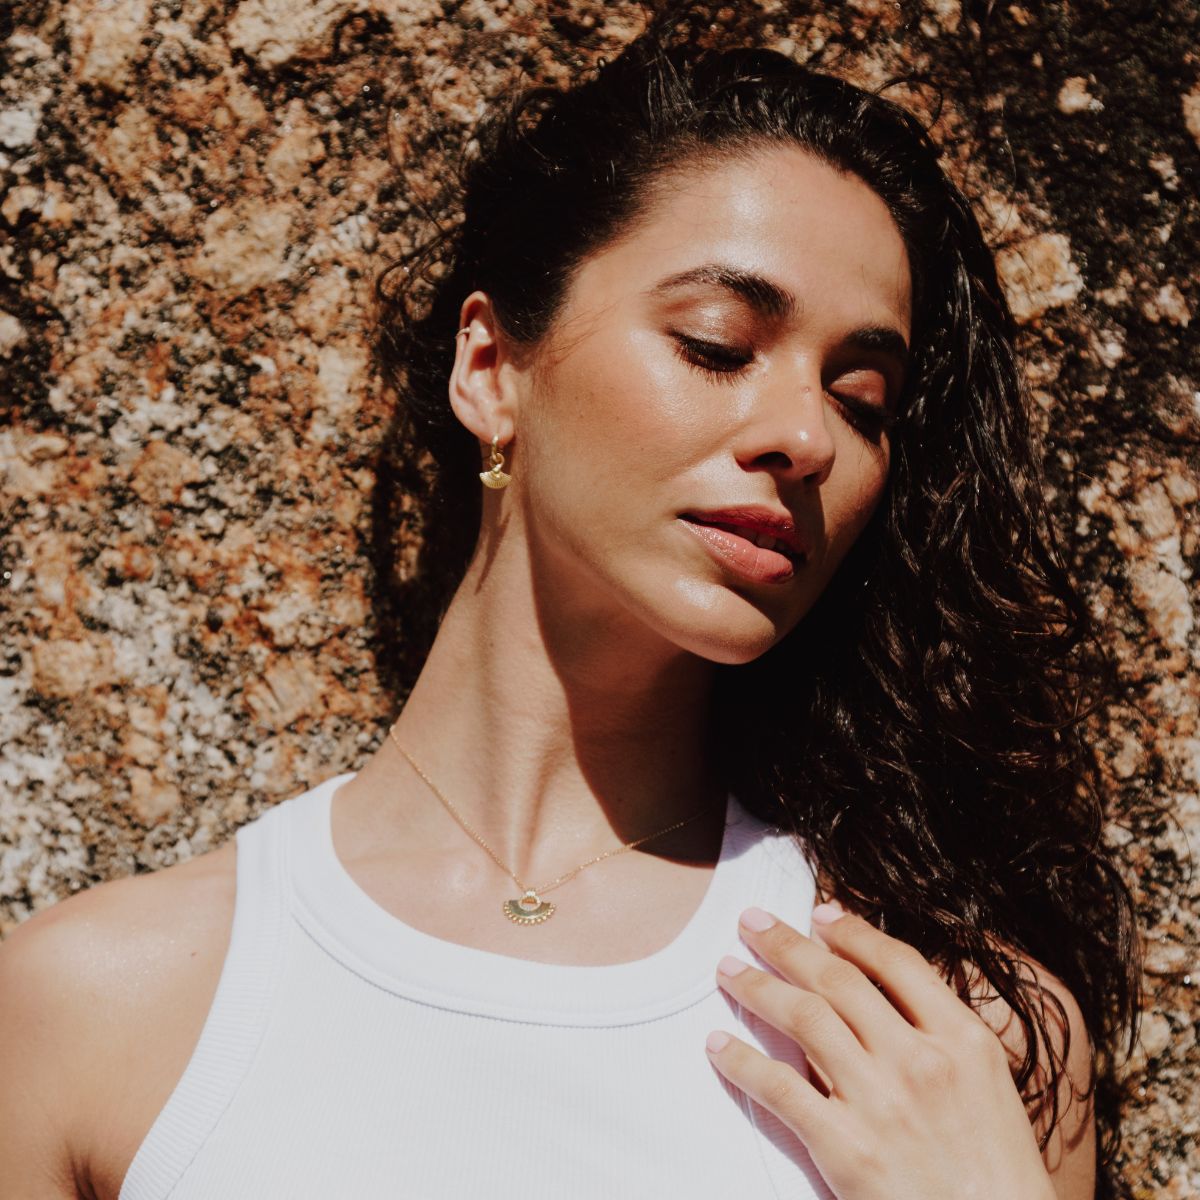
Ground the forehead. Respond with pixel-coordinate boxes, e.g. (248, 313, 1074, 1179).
(567, 145, 912, 334)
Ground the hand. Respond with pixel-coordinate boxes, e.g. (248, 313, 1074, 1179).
(705, 903, 1056, 1200)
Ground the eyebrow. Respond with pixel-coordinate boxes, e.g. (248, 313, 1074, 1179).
(843, 324, 910, 369)
(649, 263, 797, 320)
(648, 262, 909, 365)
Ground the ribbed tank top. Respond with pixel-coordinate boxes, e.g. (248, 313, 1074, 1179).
(118, 774, 834, 1200)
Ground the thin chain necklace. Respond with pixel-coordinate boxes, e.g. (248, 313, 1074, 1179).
(387, 724, 725, 926)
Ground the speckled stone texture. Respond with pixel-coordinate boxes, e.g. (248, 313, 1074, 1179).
(1, 0, 1196, 1193)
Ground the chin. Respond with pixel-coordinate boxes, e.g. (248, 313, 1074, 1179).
(660, 576, 800, 665)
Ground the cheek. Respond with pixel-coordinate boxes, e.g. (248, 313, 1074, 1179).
(825, 438, 891, 558)
(526, 332, 704, 489)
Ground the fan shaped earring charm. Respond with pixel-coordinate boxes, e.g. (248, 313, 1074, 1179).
(479, 434, 512, 489)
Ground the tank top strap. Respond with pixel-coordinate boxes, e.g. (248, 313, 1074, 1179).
(118, 796, 294, 1200)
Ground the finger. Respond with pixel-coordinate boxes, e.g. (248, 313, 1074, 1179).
(807, 904, 968, 1030)
(736, 908, 914, 1053)
(716, 955, 874, 1097)
(704, 1028, 831, 1144)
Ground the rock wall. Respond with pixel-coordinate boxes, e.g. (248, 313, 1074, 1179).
(1, 1, 1196, 1194)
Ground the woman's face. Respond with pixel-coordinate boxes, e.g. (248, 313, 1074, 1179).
(513, 145, 912, 665)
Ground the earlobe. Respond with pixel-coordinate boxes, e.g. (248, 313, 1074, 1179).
(447, 291, 517, 450)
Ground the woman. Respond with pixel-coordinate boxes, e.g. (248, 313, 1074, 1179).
(0, 9, 1138, 1200)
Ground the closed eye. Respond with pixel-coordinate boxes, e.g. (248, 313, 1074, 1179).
(672, 333, 752, 381)
(824, 364, 902, 441)
(673, 332, 900, 440)
(827, 389, 899, 439)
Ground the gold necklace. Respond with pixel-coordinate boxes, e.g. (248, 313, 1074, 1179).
(387, 724, 725, 926)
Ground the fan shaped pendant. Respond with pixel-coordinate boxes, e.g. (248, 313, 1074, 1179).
(479, 438, 511, 489)
(479, 465, 511, 489)
(503, 890, 556, 925)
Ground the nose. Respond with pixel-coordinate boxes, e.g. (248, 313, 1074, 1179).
(733, 372, 836, 487)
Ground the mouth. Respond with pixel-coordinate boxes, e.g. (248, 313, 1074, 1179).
(679, 510, 808, 584)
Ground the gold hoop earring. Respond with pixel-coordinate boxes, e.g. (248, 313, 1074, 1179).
(479, 434, 511, 490)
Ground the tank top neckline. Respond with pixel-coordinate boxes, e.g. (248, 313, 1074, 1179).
(286, 772, 775, 1026)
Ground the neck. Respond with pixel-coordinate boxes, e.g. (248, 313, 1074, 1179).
(377, 524, 724, 883)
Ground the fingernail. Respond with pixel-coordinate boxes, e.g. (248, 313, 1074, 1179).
(740, 906, 776, 932)
(811, 902, 847, 925)
(717, 954, 750, 978)
(706, 1030, 731, 1054)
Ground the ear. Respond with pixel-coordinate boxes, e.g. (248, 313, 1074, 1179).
(447, 291, 519, 454)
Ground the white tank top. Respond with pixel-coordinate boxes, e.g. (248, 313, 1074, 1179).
(119, 773, 834, 1200)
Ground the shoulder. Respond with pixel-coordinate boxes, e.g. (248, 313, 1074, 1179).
(970, 951, 1096, 1200)
(0, 835, 239, 1019)
(0, 839, 238, 1199)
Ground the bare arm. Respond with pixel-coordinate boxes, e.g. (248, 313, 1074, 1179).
(978, 960, 1098, 1200)
(0, 844, 235, 1200)
(0, 900, 97, 1199)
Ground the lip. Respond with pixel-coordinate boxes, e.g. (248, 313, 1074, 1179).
(682, 506, 809, 558)
(679, 506, 809, 586)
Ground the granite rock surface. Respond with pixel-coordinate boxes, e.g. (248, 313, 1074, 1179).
(1, 1, 1197, 1195)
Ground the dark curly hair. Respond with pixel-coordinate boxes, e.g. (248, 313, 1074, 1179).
(372, 6, 1139, 1194)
